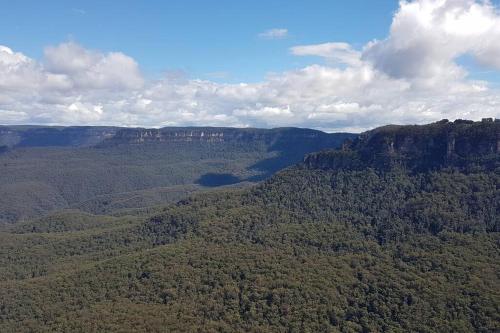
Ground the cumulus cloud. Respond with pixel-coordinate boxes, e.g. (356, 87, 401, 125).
(0, 0, 499, 131)
(363, 0, 500, 80)
(43, 42, 144, 90)
(258, 28, 289, 39)
(0, 43, 144, 125)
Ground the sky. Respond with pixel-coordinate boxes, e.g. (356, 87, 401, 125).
(1, 0, 500, 132)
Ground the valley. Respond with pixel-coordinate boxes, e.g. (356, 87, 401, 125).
(0, 126, 353, 223)
(0, 120, 498, 332)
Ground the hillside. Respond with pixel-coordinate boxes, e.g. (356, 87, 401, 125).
(0, 120, 498, 332)
(0, 126, 354, 223)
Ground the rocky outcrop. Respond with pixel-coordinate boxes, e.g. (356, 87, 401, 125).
(304, 119, 499, 172)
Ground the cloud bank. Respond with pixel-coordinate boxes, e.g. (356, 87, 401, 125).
(1, 0, 499, 132)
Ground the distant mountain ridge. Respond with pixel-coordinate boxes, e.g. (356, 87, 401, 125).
(0, 125, 354, 149)
(0, 125, 355, 223)
(103, 127, 352, 145)
(0, 126, 119, 148)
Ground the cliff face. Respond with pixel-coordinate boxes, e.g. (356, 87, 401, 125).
(102, 127, 354, 146)
(107, 128, 265, 144)
(304, 119, 499, 172)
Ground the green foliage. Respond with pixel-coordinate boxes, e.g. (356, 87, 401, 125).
(1, 166, 498, 331)
(0, 121, 498, 332)
(0, 128, 352, 223)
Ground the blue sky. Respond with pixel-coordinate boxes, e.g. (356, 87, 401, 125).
(0, 0, 499, 130)
(0, 0, 398, 82)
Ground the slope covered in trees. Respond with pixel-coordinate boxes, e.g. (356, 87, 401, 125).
(0, 126, 353, 223)
(0, 120, 498, 332)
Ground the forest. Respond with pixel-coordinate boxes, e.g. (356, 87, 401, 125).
(0, 119, 498, 332)
(0, 126, 353, 222)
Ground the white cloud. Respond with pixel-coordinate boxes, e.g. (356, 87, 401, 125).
(258, 28, 289, 39)
(0, 1, 499, 132)
(362, 0, 500, 80)
(291, 42, 362, 67)
(43, 42, 144, 90)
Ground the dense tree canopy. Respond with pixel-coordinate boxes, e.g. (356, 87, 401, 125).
(0, 120, 498, 332)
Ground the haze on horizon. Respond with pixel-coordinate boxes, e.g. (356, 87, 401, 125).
(1, 0, 500, 132)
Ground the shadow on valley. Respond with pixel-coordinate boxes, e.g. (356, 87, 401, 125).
(246, 131, 356, 181)
(245, 153, 301, 181)
(196, 173, 241, 187)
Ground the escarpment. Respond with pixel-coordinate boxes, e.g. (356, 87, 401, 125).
(304, 119, 499, 172)
(100, 127, 355, 147)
